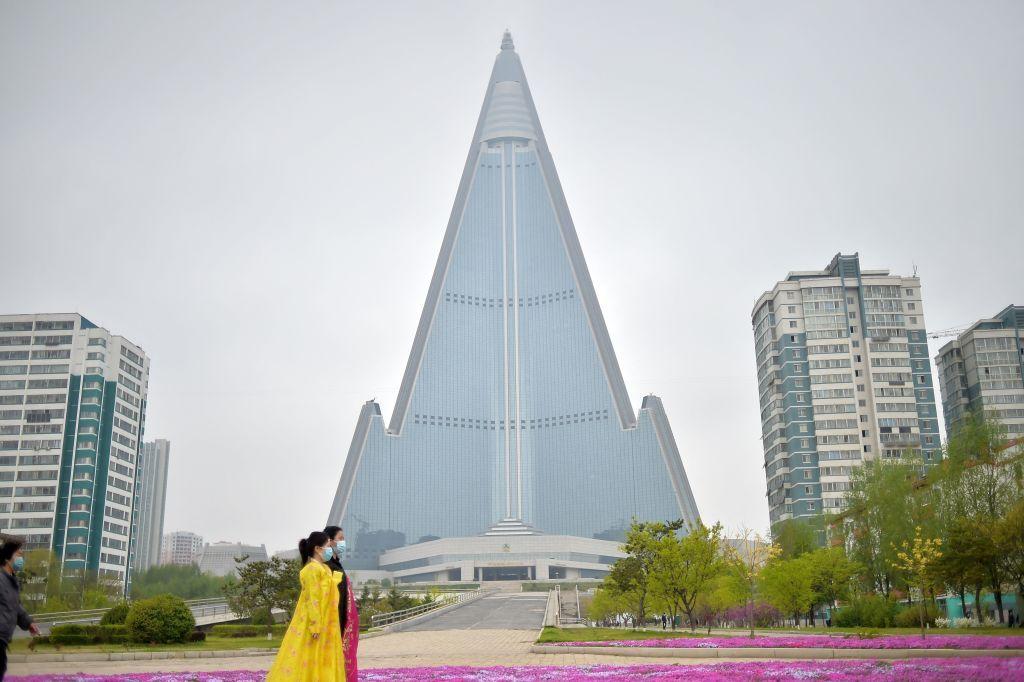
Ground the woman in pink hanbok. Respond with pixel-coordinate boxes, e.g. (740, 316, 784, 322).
(324, 525, 359, 681)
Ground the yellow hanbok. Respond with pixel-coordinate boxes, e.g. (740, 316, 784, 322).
(267, 560, 345, 682)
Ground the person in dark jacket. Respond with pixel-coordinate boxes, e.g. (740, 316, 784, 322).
(323, 526, 348, 632)
(0, 537, 38, 680)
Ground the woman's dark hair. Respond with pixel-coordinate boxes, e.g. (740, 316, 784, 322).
(323, 525, 342, 540)
(298, 531, 329, 564)
(0, 536, 24, 566)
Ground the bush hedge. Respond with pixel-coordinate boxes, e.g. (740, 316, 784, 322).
(209, 624, 287, 638)
(125, 595, 195, 644)
(49, 624, 130, 645)
(833, 595, 902, 628)
(893, 603, 940, 628)
(100, 601, 131, 625)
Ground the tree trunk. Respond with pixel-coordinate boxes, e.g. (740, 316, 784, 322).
(959, 589, 967, 621)
(918, 590, 926, 639)
(994, 588, 1005, 623)
(808, 605, 816, 627)
(974, 586, 983, 623)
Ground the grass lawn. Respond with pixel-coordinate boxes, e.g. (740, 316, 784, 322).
(9, 634, 284, 655)
(762, 626, 1017, 637)
(537, 625, 1021, 643)
(536, 627, 706, 643)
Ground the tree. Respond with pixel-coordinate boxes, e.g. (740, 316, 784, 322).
(612, 519, 686, 627)
(936, 413, 1022, 623)
(773, 518, 822, 560)
(997, 500, 1024, 605)
(649, 522, 725, 630)
(131, 563, 232, 600)
(723, 527, 778, 637)
(890, 526, 943, 638)
(694, 574, 741, 634)
(841, 455, 932, 598)
(760, 556, 814, 626)
(223, 556, 301, 621)
(934, 517, 988, 621)
(802, 546, 858, 625)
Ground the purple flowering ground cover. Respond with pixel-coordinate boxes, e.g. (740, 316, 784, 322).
(9, 660, 1024, 681)
(557, 634, 1024, 650)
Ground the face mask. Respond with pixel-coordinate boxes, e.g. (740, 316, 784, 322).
(321, 546, 334, 562)
(337, 540, 346, 557)
(11, 556, 24, 572)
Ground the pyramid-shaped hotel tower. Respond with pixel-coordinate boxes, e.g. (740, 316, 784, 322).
(330, 33, 700, 579)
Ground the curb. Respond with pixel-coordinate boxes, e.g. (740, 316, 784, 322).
(530, 644, 1024, 659)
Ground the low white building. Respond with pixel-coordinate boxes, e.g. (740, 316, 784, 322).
(198, 541, 268, 576)
(376, 529, 625, 584)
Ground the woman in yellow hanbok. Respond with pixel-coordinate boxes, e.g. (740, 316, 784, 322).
(267, 530, 345, 681)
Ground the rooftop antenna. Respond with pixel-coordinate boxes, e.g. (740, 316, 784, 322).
(912, 262, 918, 277)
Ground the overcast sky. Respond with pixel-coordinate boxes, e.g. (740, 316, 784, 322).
(2, 2, 1022, 555)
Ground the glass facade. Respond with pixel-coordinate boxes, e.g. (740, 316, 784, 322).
(331, 35, 699, 570)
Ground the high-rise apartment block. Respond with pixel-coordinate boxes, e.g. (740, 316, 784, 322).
(197, 541, 269, 577)
(752, 254, 942, 526)
(936, 305, 1024, 437)
(0, 313, 148, 585)
(132, 439, 170, 573)
(161, 530, 203, 566)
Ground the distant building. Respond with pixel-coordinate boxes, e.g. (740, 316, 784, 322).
(132, 439, 170, 573)
(0, 312, 149, 587)
(198, 541, 269, 577)
(752, 254, 942, 527)
(936, 305, 1024, 437)
(273, 548, 300, 561)
(161, 530, 203, 566)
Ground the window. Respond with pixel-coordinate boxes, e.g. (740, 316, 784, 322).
(787, 291, 794, 299)
(799, 423, 808, 433)
(909, 317, 917, 324)
(855, 355, 862, 363)
(801, 439, 809, 448)
(850, 326, 857, 334)
(855, 369, 862, 377)
(802, 454, 811, 463)
(917, 376, 926, 385)
(789, 321, 797, 328)
(849, 311, 856, 319)
(857, 384, 865, 392)
(860, 414, 868, 423)
(905, 288, 913, 296)
(908, 302, 916, 310)
(807, 502, 815, 511)
(852, 340, 860, 348)
(847, 297, 854, 304)
(803, 470, 812, 480)
(788, 306, 796, 313)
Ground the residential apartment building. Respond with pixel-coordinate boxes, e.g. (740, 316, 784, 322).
(161, 530, 203, 566)
(0, 313, 148, 585)
(751, 254, 941, 527)
(131, 439, 170, 573)
(936, 305, 1024, 438)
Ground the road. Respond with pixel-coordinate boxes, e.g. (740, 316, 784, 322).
(402, 592, 548, 631)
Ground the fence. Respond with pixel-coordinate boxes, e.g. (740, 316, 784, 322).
(370, 589, 483, 628)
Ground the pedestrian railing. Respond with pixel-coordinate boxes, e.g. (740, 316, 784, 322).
(370, 589, 484, 628)
(31, 597, 232, 627)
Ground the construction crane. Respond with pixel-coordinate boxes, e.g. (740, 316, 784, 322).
(928, 326, 968, 340)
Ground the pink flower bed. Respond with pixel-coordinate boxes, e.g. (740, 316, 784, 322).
(558, 634, 1024, 650)
(10, 661, 1024, 681)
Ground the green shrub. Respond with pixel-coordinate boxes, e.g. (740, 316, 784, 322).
(188, 630, 207, 642)
(833, 595, 902, 628)
(100, 601, 130, 625)
(209, 624, 286, 638)
(894, 603, 939, 628)
(125, 594, 195, 644)
(49, 623, 91, 645)
(250, 606, 274, 626)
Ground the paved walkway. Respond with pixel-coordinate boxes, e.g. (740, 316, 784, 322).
(403, 593, 548, 631)
(8, 629, 757, 676)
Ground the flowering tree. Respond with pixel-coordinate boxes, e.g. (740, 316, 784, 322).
(890, 526, 942, 638)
